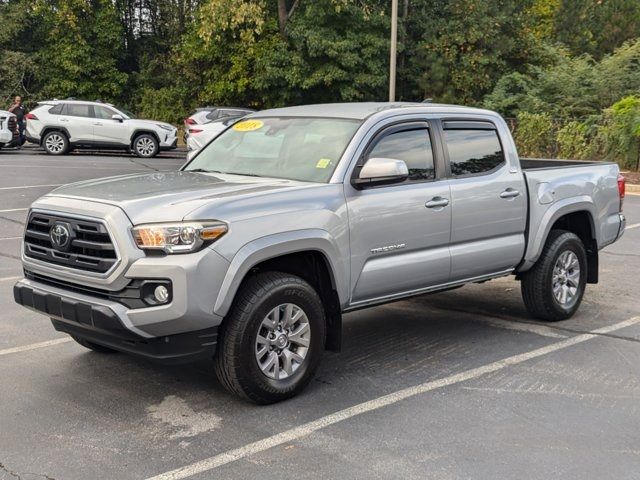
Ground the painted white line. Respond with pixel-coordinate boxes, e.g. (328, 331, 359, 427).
(0, 184, 61, 191)
(0, 337, 72, 357)
(0, 275, 21, 282)
(146, 316, 640, 480)
(475, 317, 567, 338)
(0, 208, 28, 213)
(627, 223, 640, 230)
(0, 236, 21, 241)
(0, 164, 149, 171)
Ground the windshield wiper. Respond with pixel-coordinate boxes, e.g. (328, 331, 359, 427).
(188, 168, 226, 174)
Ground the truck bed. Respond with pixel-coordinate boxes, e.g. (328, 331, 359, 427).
(518, 157, 622, 270)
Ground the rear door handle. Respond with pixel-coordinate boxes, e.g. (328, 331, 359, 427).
(500, 188, 520, 199)
(93, 122, 103, 126)
(59, 118, 69, 122)
(425, 197, 449, 208)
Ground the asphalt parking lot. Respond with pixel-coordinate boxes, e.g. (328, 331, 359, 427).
(1, 147, 639, 480)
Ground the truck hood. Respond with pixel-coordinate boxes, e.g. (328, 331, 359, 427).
(47, 171, 314, 224)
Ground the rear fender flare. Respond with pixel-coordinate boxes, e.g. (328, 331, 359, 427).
(519, 196, 596, 272)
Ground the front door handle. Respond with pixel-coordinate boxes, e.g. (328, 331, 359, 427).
(93, 122, 103, 126)
(425, 197, 450, 208)
(500, 188, 520, 199)
(59, 118, 69, 122)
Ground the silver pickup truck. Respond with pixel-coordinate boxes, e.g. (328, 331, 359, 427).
(14, 103, 626, 403)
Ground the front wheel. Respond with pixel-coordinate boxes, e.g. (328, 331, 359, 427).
(133, 133, 159, 158)
(521, 230, 587, 321)
(214, 272, 326, 404)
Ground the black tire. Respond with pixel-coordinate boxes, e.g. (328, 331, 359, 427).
(214, 272, 326, 404)
(132, 133, 159, 158)
(42, 130, 69, 155)
(521, 230, 588, 321)
(71, 336, 117, 353)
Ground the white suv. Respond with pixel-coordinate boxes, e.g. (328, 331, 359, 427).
(0, 110, 17, 148)
(26, 100, 178, 157)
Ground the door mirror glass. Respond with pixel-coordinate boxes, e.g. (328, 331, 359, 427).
(111, 114, 124, 122)
(354, 157, 408, 188)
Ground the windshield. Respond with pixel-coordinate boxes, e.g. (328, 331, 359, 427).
(117, 107, 136, 119)
(183, 117, 361, 183)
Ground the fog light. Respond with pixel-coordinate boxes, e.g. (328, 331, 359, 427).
(154, 285, 169, 303)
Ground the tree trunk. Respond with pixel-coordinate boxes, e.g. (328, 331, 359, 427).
(277, 0, 288, 37)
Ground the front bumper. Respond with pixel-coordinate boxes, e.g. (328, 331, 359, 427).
(0, 130, 12, 144)
(159, 130, 178, 150)
(14, 279, 218, 364)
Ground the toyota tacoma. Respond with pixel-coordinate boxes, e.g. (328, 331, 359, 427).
(14, 103, 626, 403)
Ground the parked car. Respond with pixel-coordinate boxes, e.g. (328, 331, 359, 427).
(0, 110, 18, 148)
(14, 103, 626, 404)
(186, 115, 244, 152)
(26, 100, 178, 157)
(184, 106, 254, 127)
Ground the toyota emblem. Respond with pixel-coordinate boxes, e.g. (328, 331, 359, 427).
(50, 223, 71, 250)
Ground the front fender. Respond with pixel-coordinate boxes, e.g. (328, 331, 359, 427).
(519, 196, 596, 271)
(212, 229, 348, 317)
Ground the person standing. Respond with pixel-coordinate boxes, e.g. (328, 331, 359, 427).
(8, 95, 26, 148)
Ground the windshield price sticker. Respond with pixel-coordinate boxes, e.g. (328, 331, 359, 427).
(233, 119, 264, 132)
(316, 158, 331, 169)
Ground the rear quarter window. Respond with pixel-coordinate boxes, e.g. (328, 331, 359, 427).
(48, 104, 64, 115)
(443, 129, 505, 177)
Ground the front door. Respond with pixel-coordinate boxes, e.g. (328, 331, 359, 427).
(345, 122, 452, 305)
(442, 121, 527, 280)
(92, 105, 129, 145)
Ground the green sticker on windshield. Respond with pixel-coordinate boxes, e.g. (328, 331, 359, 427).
(316, 158, 331, 169)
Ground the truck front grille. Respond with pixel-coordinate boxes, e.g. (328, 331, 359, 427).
(23, 211, 118, 274)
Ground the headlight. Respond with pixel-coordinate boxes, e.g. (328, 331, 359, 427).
(157, 124, 174, 131)
(132, 221, 227, 254)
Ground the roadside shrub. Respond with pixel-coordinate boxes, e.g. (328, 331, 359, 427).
(556, 120, 597, 160)
(513, 111, 555, 158)
(596, 96, 640, 170)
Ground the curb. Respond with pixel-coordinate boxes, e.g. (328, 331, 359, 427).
(627, 183, 640, 194)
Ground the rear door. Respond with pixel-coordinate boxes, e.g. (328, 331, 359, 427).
(442, 120, 527, 280)
(59, 103, 94, 143)
(92, 105, 129, 145)
(345, 121, 452, 305)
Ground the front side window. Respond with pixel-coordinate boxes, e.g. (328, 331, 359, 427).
(65, 103, 91, 118)
(365, 128, 435, 182)
(93, 105, 117, 119)
(184, 117, 361, 183)
(444, 129, 505, 176)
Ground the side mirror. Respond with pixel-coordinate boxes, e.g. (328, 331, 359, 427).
(353, 157, 409, 189)
(111, 114, 124, 122)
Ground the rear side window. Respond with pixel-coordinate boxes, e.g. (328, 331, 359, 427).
(65, 104, 92, 118)
(443, 129, 505, 176)
(366, 128, 435, 182)
(48, 104, 63, 115)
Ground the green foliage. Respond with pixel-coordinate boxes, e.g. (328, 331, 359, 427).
(513, 112, 556, 158)
(556, 120, 596, 160)
(596, 96, 640, 169)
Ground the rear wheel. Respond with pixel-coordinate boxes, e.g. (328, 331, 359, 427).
(42, 131, 69, 155)
(71, 336, 117, 353)
(521, 230, 587, 321)
(133, 133, 159, 158)
(214, 272, 326, 404)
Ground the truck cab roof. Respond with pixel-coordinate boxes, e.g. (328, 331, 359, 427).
(249, 102, 495, 120)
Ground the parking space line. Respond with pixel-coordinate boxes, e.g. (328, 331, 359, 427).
(0, 184, 61, 191)
(0, 338, 72, 357)
(0, 208, 28, 213)
(146, 316, 640, 480)
(627, 223, 640, 230)
(0, 236, 22, 240)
